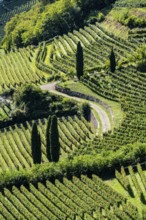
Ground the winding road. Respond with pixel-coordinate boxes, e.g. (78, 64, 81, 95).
(40, 82, 111, 133)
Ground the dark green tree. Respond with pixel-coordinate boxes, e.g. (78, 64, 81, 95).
(31, 122, 41, 164)
(81, 102, 91, 121)
(50, 115, 60, 162)
(76, 41, 84, 80)
(110, 47, 116, 73)
(46, 116, 52, 162)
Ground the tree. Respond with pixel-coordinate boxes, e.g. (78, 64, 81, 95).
(110, 47, 116, 73)
(50, 115, 60, 162)
(76, 41, 84, 80)
(31, 122, 41, 164)
(81, 102, 91, 121)
(46, 116, 52, 161)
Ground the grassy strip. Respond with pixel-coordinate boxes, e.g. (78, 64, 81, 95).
(59, 80, 124, 129)
(0, 142, 146, 191)
(106, 169, 146, 217)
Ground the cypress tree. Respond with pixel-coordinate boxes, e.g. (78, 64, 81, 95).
(110, 47, 116, 73)
(46, 116, 52, 162)
(82, 102, 91, 121)
(50, 115, 60, 162)
(76, 41, 84, 80)
(31, 122, 41, 164)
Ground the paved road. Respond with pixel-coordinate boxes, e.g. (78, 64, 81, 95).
(41, 82, 111, 133)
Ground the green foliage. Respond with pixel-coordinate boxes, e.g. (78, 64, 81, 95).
(81, 102, 91, 121)
(0, 115, 94, 172)
(111, 8, 146, 28)
(85, 10, 105, 24)
(76, 41, 84, 80)
(109, 47, 116, 73)
(31, 122, 42, 164)
(50, 115, 60, 162)
(13, 84, 51, 117)
(0, 142, 146, 190)
(46, 116, 52, 162)
(14, 84, 48, 108)
(97, 11, 105, 22)
(114, 0, 146, 8)
(2, 0, 115, 49)
(12, 84, 79, 120)
(120, 45, 146, 71)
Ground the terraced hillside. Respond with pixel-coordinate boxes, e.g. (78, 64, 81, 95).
(0, 116, 94, 172)
(34, 17, 146, 158)
(37, 23, 135, 75)
(114, 0, 146, 7)
(0, 46, 45, 91)
(107, 163, 146, 217)
(128, 29, 146, 43)
(0, 174, 140, 220)
(102, 0, 146, 41)
(0, 0, 146, 219)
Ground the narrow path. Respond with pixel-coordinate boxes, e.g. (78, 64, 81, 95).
(41, 82, 111, 133)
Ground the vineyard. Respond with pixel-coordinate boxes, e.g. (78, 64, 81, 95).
(0, 47, 46, 91)
(114, 0, 146, 7)
(0, 116, 94, 172)
(39, 22, 135, 75)
(0, 0, 146, 218)
(34, 17, 146, 157)
(128, 29, 146, 43)
(105, 163, 146, 217)
(0, 174, 140, 220)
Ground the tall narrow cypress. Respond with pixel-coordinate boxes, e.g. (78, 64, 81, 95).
(76, 41, 84, 80)
(110, 47, 116, 73)
(50, 115, 60, 162)
(46, 116, 52, 162)
(31, 122, 41, 164)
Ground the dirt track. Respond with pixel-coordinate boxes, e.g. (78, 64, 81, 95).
(41, 82, 111, 133)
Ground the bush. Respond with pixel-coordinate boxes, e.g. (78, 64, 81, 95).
(10, 84, 79, 122)
(111, 8, 146, 28)
(85, 11, 105, 24)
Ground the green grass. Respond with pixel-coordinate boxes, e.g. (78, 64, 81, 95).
(59, 80, 124, 129)
(105, 169, 146, 218)
(105, 177, 143, 217)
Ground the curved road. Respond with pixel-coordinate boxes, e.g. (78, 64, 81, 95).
(40, 82, 111, 133)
